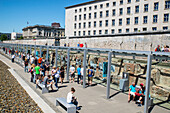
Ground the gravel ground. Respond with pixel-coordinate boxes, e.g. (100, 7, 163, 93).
(0, 60, 43, 113)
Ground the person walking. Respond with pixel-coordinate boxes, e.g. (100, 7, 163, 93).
(54, 67, 60, 90)
(24, 58, 29, 73)
(11, 54, 15, 63)
(34, 64, 41, 83)
(45, 60, 50, 75)
(87, 66, 94, 86)
(80, 66, 84, 85)
(76, 65, 81, 84)
(70, 65, 75, 83)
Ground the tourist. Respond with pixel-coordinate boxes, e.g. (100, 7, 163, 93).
(77, 43, 80, 47)
(24, 58, 29, 73)
(22, 53, 25, 61)
(38, 56, 42, 65)
(76, 65, 81, 84)
(34, 57, 38, 66)
(60, 66, 65, 84)
(30, 64, 35, 82)
(34, 64, 41, 82)
(80, 43, 84, 48)
(51, 66, 57, 80)
(30, 55, 34, 64)
(43, 75, 53, 90)
(67, 87, 79, 110)
(155, 45, 161, 52)
(87, 66, 94, 86)
(54, 67, 60, 90)
(64, 43, 66, 47)
(19, 51, 21, 58)
(11, 54, 15, 63)
(85, 42, 87, 48)
(128, 82, 136, 103)
(70, 65, 75, 83)
(68, 43, 70, 47)
(27, 53, 30, 62)
(45, 60, 50, 75)
(80, 66, 84, 85)
(40, 63, 46, 76)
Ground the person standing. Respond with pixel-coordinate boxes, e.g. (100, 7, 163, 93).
(87, 66, 94, 86)
(80, 66, 84, 85)
(76, 65, 81, 84)
(38, 56, 42, 65)
(11, 54, 15, 63)
(70, 65, 75, 83)
(45, 60, 50, 75)
(40, 63, 46, 76)
(34, 64, 41, 82)
(24, 58, 29, 73)
(23, 53, 25, 61)
(85, 42, 87, 48)
(60, 66, 65, 84)
(54, 67, 60, 90)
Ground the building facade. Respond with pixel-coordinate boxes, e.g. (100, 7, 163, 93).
(11, 32, 23, 40)
(22, 24, 65, 39)
(65, 0, 170, 37)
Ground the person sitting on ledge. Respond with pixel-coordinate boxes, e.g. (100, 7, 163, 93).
(128, 82, 136, 103)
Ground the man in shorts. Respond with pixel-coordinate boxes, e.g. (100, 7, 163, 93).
(128, 82, 136, 103)
(34, 64, 41, 82)
(70, 65, 75, 83)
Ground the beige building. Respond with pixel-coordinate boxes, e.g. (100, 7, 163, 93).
(22, 24, 65, 39)
(65, 0, 170, 37)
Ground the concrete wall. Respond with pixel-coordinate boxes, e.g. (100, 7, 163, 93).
(61, 33, 170, 51)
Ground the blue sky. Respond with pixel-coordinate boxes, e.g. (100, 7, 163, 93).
(0, 0, 90, 33)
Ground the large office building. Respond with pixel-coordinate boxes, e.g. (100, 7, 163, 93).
(22, 23, 65, 39)
(65, 0, 170, 37)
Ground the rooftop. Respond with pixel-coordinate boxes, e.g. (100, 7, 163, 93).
(65, 0, 108, 9)
(22, 25, 65, 31)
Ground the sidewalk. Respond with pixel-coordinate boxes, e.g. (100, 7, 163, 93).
(0, 53, 169, 113)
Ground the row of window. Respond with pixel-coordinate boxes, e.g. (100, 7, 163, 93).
(75, 1, 170, 13)
(74, 26, 169, 36)
(74, 14, 169, 29)
(75, 4, 169, 21)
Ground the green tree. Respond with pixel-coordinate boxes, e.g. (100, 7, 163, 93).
(0, 34, 8, 41)
(18, 36, 23, 40)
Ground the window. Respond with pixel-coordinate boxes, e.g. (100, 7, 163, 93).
(75, 9, 77, 13)
(134, 28, 138, 32)
(164, 14, 169, 22)
(83, 22, 86, 28)
(88, 22, 91, 28)
(105, 30, 108, 34)
(152, 27, 157, 31)
(127, 7, 131, 14)
(119, 8, 123, 15)
(79, 15, 81, 20)
(79, 8, 81, 12)
(120, 0, 123, 5)
(126, 18, 130, 25)
(88, 31, 91, 35)
(135, 6, 139, 13)
(119, 19, 122, 25)
(106, 3, 109, 7)
(94, 21, 96, 27)
(136, 0, 140, 2)
(84, 14, 86, 20)
(112, 9, 116, 16)
(105, 20, 108, 27)
(94, 5, 97, 9)
(84, 8, 86, 11)
(75, 16, 77, 21)
(143, 16, 148, 23)
(153, 15, 158, 23)
(99, 30, 102, 34)
(118, 29, 122, 33)
(113, 2, 116, 6)
(163, 26, 168, 30)
(89, 13, 91, 19)
(106, 10, 109, 17)
(111, 29, 115, 34)
(135, 17, 138, 24)
(100, 11, 103, 18)
(128, 0, 131, 3)
(165, 1, 170, 9)
(112, 19, 115, 26)
(100, 4, 103, 8)
(94, 12, 97, 18)
(99, 21, 102, 27)
(143, 28, 147, 31)
(89, 6, 92, 11)
(74, 31, 76, 36)
(126, 29, 129, 33)
(83, 31, 86, 36)
(79, 23, 81, 29)
(93, 30, 96, 35)
(74, 23, 76, 29)
(144, 4, 148, 12)
(154, 2, 159, 11)
(78, 31, 81, 36)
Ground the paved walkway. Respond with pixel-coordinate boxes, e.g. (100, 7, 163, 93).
(0, 53, 169, 113)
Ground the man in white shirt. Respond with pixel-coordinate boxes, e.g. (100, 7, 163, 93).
(81, 67, 84, 85)
(67, 87, 79, 109)
(12, 54, 15, 63)
(30, 56, 35, 64)
(69, 65, 75, 83)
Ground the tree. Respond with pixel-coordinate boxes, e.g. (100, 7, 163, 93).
(0, 34, 8, 41)
(18, 36, 23, 40)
